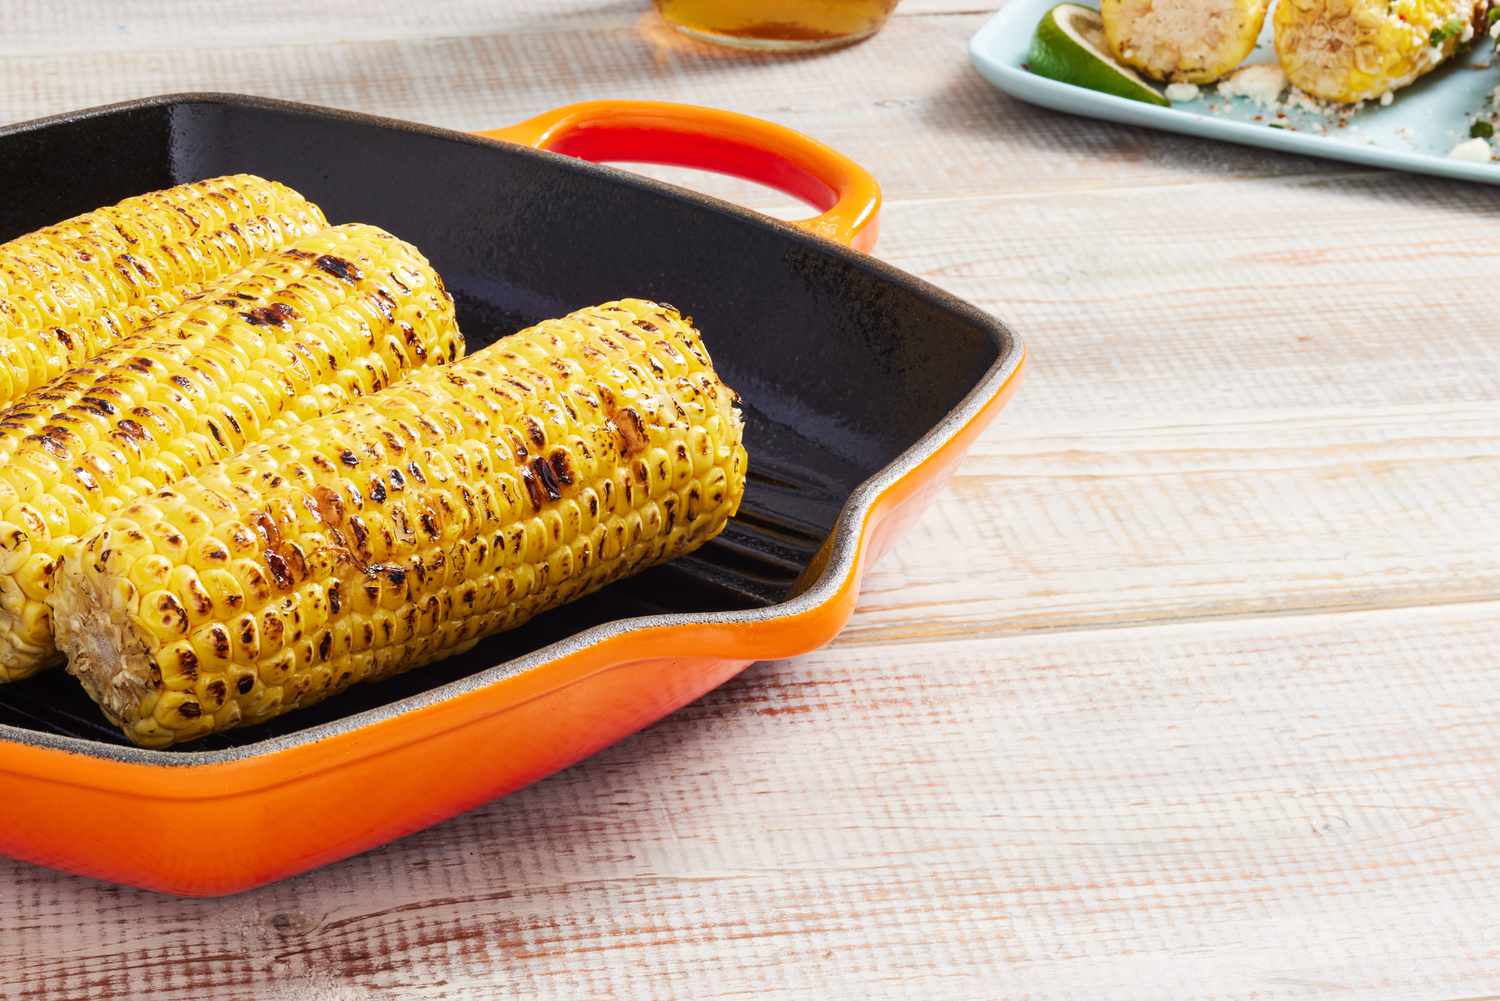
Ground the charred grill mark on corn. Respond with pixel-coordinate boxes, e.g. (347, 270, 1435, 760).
(0, 223, 464, 682)
(53, 299, 747, 747)
(1275, 0, 1484, 102)
(0, 175, 327, 407)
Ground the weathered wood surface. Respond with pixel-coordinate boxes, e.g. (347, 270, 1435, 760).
(4, 1, 1500, 998)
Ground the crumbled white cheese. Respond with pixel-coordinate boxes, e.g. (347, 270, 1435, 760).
(1448, 137, 1492, 162)
(1285, 88, 1325, 113)
(1463, 21, 1476, 41)
(1217, 63, 1288, 108)
(1164, 82, 1201, 102)
(1379, 91, 1394, 106)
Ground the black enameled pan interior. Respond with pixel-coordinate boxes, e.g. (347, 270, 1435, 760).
(0, 96, 1006, 750)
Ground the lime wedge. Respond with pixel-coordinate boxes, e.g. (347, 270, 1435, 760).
(1027, 4, 1169, 107)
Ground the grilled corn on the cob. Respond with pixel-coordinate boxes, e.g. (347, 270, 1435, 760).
(0, 174, 326, 407)
(53, 299, 747, 747)
(1102, 0, 1269, 83)
(0, 223, 463, 682)
(1275, 0, 1484, 102)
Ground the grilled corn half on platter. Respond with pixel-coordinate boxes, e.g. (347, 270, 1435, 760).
(1102, 0, 1270, 83)
(1276, 0, 1485, 102)
(53, 299, 746, 747)
(0, 179, 747, 748)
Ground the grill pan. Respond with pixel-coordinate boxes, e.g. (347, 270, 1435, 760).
(0, 95, 1024, 894)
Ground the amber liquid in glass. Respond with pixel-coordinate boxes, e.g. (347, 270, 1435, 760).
(653, 0, 900, 50)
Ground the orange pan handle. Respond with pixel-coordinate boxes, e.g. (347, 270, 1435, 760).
(475, 100, 881, 251)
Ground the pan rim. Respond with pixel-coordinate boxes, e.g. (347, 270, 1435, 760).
(0, 92, 1024, 767)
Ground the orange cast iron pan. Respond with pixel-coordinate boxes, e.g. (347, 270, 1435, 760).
(0, 96, 1025, 895)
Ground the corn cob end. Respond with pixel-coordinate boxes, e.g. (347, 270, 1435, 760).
(51, 551, 164, 738)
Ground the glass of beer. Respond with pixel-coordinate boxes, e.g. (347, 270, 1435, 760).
(653, 0, 901, 51)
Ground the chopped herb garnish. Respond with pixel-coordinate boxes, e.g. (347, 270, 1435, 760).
(1430, 18, 1464, 45)
(1268, 123, 1287, 129)
(1472, 120, 1495, 138)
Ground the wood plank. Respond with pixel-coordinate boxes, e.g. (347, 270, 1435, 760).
(851, 403, 1500, 645)
(5, 603, 1500, 999)
(874, 170, 1500, 432)
(0, 1, 636, 53)
(0, 10, 1352, 209)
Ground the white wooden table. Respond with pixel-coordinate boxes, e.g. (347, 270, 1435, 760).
(6, 2, 1500, 998)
